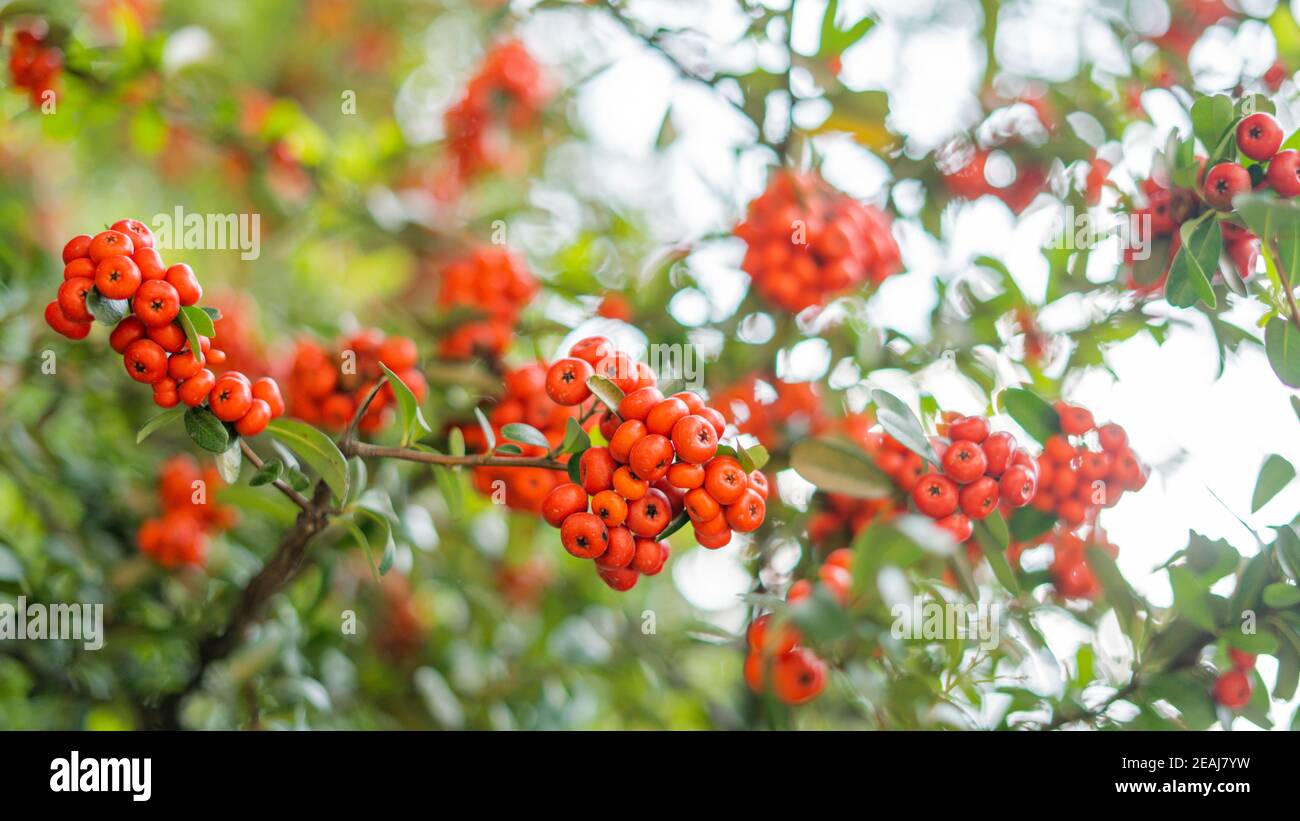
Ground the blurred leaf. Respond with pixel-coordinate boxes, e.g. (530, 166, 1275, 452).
(790, 436, 893, 498)
(1007, 506, 1055, 543)
(215, 442, 242, 484)
(1169, 565, 1216, 631)
(974, 512, 1018, 593)
(1087, 546, 1140, 636)
(872, 389, 938, 465)
(1263, 582, 1300, 608)
(473, 407, 496, 451)
(999, 388, 1060, 444)
(1251, 454, 1295, 512)
(1265, 317, 1300, 387)
(434, 465, 463, 520)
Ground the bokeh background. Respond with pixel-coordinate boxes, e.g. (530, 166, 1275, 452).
(2, 0, 1300, 729)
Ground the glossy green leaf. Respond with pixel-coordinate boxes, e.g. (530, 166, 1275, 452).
(265, 417, 348, 500)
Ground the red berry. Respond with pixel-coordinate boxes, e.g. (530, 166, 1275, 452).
(671, 414, 719, 464)
(934, 512, 972, 543)
(56, 277, 94, 323)
(1228, 647, 1257, 670)
(958, 476, 1000, 519)
(1203, 162, 1251, 210)
(545, 358, 594, 405)
(109, 316, 146, 353)
(947, 415, 989, 443)
(1267, 149, 1300, 197)
(1097, 422, 1127, 452)
(941, 440, 988, 484)
(164, 263, 203, 306)
(122, 339, 168, 384)
(235, 398, 272, 437)
(132, 280, 180, 327)
(627, 488, 672, 537)
(542, 482, 588, 528)
(94, 255, 142, 300)
(771, 648, 827, 705)
(209, 374, 253, 421)
(912, 473, 958, 518)
(560, 511, 609, 559)
(1213, 669, 1252, 710)
(981, 431, 1017, 476)
(1236, 113, 1283, 162)
(999, 464, 1037, 507)
(62, 234, 92, 263)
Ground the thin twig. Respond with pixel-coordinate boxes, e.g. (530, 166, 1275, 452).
(342, 440, 566, 471)
(342, 380, 386, 445)
(239, 440, 312, 512)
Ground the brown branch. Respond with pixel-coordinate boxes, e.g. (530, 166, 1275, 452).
(341, 440, 566, 471)
(146, 480, 335, 729)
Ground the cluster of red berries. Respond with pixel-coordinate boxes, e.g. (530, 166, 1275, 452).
(46, 220, 285, 436)
(1213, 648, 1257, 711)
(7, 26, 61, 105)
(911, 414, 1038, 543)
(540, 336, 769, 590)
(136, 455, 235, 568)
(462, 362, 576, 512)
(735, 169, 901, 313)
(1029, 405, 1147, 529)
(744, 548, 856, 705)
(1044, 530, 1117, 600)
(443, 39, 548, 181)
(1123, 179, 1258, 294)
(713, 373, 828, 451)
(939, 144, 1047, 215)
(436, 246, 538, 361)
(286, 330, 425, 433)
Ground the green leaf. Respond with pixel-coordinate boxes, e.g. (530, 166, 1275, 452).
(1265, 317, 1300, 387)
(1276, 525, 1300, 581)
(381, 363, 432, 447)
(974, 511, 1018, 594)
(1235, 193, 1300, 247)
(1165, 215, 1219, 308)
(434, 465, 463, 519)
(180, 304, 216, 338)
(214, 442, 242, 484)
(136, 406, 185, 444)
(85, 290, 129, 325)
(501, 423, 549, 449)
(1263, 582, 1300, 608)
(265, 417, 349, 500)
(1231, 550, 1273, 615)
(473, 407, 496, 451)
(448, 426, 465, 458)
(1087, 546, 1140, 635)
(789, 436, 894, 498)
(999, 388, 1060, 445)
(343, 520, 380, 585)
(1251, 454, 1295, 512)
(1169, 565, 1216, 631)
(250, 458, 285, 487)
(586, 374, 625, 415)
(871, 389, 939, 465)
(744, 443, 770, 472)
(495, 443, 523, 455)
(176, 310, 202, 362)
(558, 417, 590, 456)
(184, 406, 231, 453)
(1007, 506, 1056, 542)
(1190, 94, 1235, 152)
